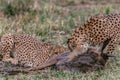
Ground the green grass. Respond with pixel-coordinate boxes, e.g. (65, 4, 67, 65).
(0, 0, 120, 80)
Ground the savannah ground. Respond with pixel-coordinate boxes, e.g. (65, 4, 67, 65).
(0, 0, 120, 80)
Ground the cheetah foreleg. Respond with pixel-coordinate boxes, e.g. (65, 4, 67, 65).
(105, 34, 120, 54)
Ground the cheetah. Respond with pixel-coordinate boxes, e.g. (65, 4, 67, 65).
(0, 34, 68, 67)
(67, 14, 120, 60)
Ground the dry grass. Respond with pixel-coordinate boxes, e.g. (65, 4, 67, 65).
(0, 0, 120, 80)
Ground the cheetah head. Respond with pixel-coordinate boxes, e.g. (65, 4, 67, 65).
(67, 34, 88, 53)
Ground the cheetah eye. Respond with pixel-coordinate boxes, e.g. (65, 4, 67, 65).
(69, 44, 76, 51)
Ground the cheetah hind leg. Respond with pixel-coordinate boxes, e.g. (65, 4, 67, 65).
(0, 34, 18, 65)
